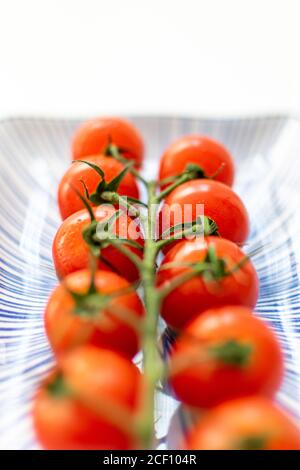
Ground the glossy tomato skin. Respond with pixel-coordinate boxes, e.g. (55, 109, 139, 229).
(72, 117, 144, 167)
(157, 237, 259, 331)
(45, 270, 144, 359)
(52, 205, 144, 282)
(58, 155, 140, 220)
(184, 397, 300, 450)
(158, 180, 249, 252)
(33, 346, 140, 449)
(170, 306, 283, 408)
(159, 135, 234, 188)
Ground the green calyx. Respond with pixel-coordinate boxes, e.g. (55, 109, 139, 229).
(163, 163, 206, 185)
(46, 373, 71, 398)
(203, 217, 219, 237)
(192, 245, 227, 281)
(204, 245, 227, 279)
(82, 208, 143, 263)
(160, 216, 219, 241)
(76, 160, 132, 204)
(61, 231, 114, 317)
(159, 161, 225, 190)
(82, 220, 103, 257)
(82, 208, 123, 257)
(181, 162, 226, 182)
(209, 339, 252, 367)
(156, 163, 209, 201)
(67, 264, 110, 317)
(184, 162, 226, 181)
(184, 163, 206, 180)
(70, 290, 110, 317)
(75, 160, 145, 215)
(195, 244, 248, 281)
(104, 142, 126, 160)
(234, 433, 269, 450)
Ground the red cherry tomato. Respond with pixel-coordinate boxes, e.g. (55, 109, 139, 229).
(33, 346, 141, 449)
(156, 237, 259, 331)
(52, 205, 144, 282)
(72, 117, 144, 167)
(45, 269, 144, 359)
(170, 306, 283, 408)
(159, 135, 234, 188)
(184, 397, 300, 450)
(158, 180, 249, 252)
(58, 155, 140, 220)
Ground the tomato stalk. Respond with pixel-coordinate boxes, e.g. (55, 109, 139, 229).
(156, 216, 219, 251)
(170, 339, 253, 375)
(156, 163, 208, 202)
(157, 258, 226, 300)
(100, 191, 140, 217)
(134, 181, 224, 447)
(136, 181, 222, 447)
(75, 159, 144, 216)
(108, 238, 144, 269)
(137, 180, 163, 448)
(90, 174, 164, 447)
(157, 172, 197, 202)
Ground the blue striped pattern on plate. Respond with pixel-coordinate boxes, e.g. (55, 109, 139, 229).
(0, 115, 299, 449)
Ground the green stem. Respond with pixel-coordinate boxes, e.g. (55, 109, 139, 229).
(157, 260, 223, 300)
(108, 239, 143, 269)
(101, 191, 140, 217)
(156, 174, 192, 201)
(156, 223, 202, 250)
(137, 181, 163, 449)
(157, 269, 201, 300)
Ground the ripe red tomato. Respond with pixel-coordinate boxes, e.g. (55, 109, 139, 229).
(156, 237, 259, 330)
(184, 397, 300, 450)
(158, 179, 249, 251)
(33, 346, 141, 449)
(170, 306, 283, 408)
(58, 155, 140, 220)
(72, 117, 144, 167)
(45, 269, 144, 359)
(52, 205, 144, 282)
(159, 135, 234, 188)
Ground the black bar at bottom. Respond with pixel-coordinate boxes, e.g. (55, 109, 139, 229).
(0, 449, 299, 467)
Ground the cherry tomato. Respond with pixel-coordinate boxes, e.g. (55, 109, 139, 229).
(45, 269, 144, 359)
(170, 306, 283, 408)
(158, 179, 249, 252)
(184, 397, 300, 450)
(33, 346, 141, 449)
(72, 117, 144, 167)
(159, 135, 234, 188)
(58, 155, 140, 220)
(156, 237, 259, 330)
(52, 205, 144, 282)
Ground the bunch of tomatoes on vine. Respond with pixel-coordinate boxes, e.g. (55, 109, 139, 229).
(32, 117, 300, 450)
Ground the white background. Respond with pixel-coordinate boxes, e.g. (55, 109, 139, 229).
(0, 0, 300, 118)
